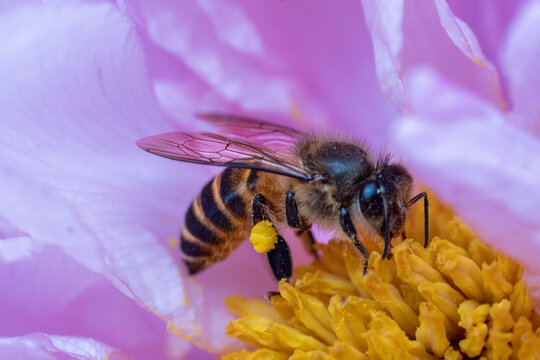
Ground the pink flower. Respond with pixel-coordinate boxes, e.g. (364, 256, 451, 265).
(1, 0, 538, 358)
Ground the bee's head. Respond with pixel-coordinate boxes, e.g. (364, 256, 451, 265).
(356, 164, 413, 239)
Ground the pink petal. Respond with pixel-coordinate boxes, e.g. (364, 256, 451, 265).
(433, 0, 505, 108)
(401, 1, 506, 108)
(0, 236, 42, 263)
(361, 0, 407, 112)
(358, 0, 515, 112)
(0, 217, 29, 244)
(0, 237, 196, 358)
(126, 1, 310, 115)
(405, 67, 502, 122)
(502, 0, 540, 133)
(446, 0, 522, 75)
(195, 0, 263, 56)
(0, 1, 219, 353)
(0, 333, 120, 360)
(125, 0, 397, 148)
(393, 68, 540, 308)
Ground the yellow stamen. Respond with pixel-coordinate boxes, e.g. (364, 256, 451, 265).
(416, 301, 451, 357)
(222, 348, 289, 360)
(278, 281, 337, 345)
(250, 220, 278, 253)
(328, 295, 368, 351)
(224, 194, 540, 359)
(365, 311, 434, 359)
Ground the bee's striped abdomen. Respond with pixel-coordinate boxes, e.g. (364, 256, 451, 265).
(181, 167, 250, 274)
(220, 167, 248, 218)
(201, 179, 233, 231)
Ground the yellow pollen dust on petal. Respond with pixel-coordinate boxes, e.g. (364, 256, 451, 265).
(168, 237, 179, 248)
(250, 220, 278, 253)
(221, 193, 540, 359)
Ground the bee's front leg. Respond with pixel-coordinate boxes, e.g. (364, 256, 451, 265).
(252, 194, 292, 282)
(339, 206, 369, 274)
(286, 191, 318, 258)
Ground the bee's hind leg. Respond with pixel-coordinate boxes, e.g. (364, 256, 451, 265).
(286, 191, 319, 258)
(253, 194, 292, 282)
(267, 235, 293, 282)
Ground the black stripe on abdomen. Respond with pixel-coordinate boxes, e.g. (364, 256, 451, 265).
(200, 179, 233, 231)
(246, 169, 258, 192)
(180, 234, 211, 257)
(185, 204, 222, 246)
(219, 167, 247, 218)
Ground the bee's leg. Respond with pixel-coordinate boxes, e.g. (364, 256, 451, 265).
(265, 291, 281, 300)
(285, 191, 319, 258)
(285, 191, 302, 228)
(339, 206, 369, 274)
(406, 192, 429, 248)
(267, 235, 293, 282)
(253, 194, 292, 282)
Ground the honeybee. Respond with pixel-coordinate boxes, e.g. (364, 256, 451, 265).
(137, 114, 428, 281)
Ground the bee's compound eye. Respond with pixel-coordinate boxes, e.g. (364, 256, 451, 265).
(362, 182, 378, 200)
(359, 181, 383, 219)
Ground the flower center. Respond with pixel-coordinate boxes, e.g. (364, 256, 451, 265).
(222, 194, 540, 359)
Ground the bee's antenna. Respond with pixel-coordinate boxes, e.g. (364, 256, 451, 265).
(380, 182, 392, 259)
(406, 192, 429, 248)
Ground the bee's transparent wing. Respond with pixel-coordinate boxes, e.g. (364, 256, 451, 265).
(136, 131, 312, 181)
(197, 113, 302, 151)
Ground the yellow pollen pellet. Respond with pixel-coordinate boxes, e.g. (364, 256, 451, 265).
(250, 220, 278, 253)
